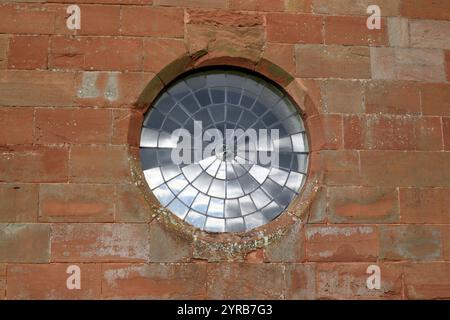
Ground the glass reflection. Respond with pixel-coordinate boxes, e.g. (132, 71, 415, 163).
(140, 70, 309, 233)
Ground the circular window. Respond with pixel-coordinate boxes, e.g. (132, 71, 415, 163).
(140, 69, 309, 233)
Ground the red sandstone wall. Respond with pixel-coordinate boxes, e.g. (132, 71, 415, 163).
(0, 0, 449, 300)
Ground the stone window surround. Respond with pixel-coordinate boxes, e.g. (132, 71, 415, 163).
(125, 53, 323, 257)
